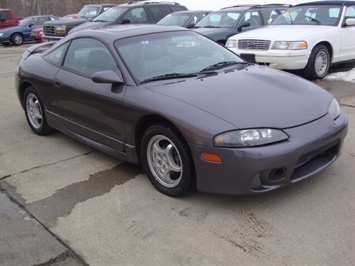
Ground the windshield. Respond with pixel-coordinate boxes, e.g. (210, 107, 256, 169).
(93, 6, 127, 22)
(272, 5, 342, 26)
(158, 13, 192, 27)
(196, 11, 241, 28)
(78, 6, 101, 19)
(115, 31, 245, 83)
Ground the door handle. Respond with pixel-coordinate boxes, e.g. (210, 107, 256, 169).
(53, 80, 61, 87)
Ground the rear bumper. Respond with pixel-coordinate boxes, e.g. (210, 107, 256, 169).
(190, 112, 348, 195)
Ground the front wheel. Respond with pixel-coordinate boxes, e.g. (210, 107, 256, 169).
(23, 86, 53, 135)
(303, 44, 330, 80)
(11, 33, 24, 46)
(141, 124, 195, 197)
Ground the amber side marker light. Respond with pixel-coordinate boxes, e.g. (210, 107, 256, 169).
(200, 152, 223, 163)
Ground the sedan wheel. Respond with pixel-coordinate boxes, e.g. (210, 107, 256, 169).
(304, 44, 330, 80)
(24, 87, 52, 135)
(141, 124, 195, 196)
(11, 33, 24, 46)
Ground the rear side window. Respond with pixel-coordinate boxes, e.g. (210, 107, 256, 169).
(170, 5, 188, 12)
(147, 6, 171, 21)
(0, 11, 12, 20)
(44, 42, 69, 66)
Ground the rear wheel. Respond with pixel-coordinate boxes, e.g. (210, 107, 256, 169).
(141, 124, 195, 197)
(11, 33, 24, 46)
(24, 86, 53, 135)
(304, 44, 330, 80)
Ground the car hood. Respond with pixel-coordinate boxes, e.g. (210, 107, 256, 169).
(146, 65, 332, 129)
(44, 18, 87, 27)
(194, 27, 235, 36)
(233, 25, 335, 40)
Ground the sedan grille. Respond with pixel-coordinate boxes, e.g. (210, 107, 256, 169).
(43, 25, 55, 35)
(238, 39, 271, 50)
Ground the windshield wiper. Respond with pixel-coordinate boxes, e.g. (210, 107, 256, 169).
(93, 19, 107, 22)
(140, 73, 197, 84)
(202, 26, 221, 28)
(199, 61, 248, 72)
(304, 16, 321, 24)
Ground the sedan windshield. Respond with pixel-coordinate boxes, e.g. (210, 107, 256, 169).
(78, 6, 101, 19)
(158, 13, 192, 27)
(18, 17, 32, 26)
(115, 31, 245, 83)
(272, 5, 342, 26)
(93, 7, 127, 22)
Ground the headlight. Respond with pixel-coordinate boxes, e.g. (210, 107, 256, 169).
(214, 128, 288, 147)
(328, 98, 341, 120)
(0, 33, 4, 37)
(272, 41, 307, 50)
(226, 39, 237, 48)
(55, 25, 66, 34)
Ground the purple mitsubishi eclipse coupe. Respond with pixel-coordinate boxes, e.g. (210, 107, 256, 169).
(15, 24, 348, 196)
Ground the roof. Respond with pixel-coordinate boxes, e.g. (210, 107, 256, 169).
(296, 1, 355, 7)
(72, 24, 188, 40)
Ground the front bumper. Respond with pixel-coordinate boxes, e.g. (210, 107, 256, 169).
(229, 48, 311, 70)
(190, 111, 348, 195)
(41, 34, 63, 41)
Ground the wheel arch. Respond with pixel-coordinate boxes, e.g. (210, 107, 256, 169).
(10, 32, 24, 42)
(134, 115, 191, 163)
(312, 41, 333, 62)
(18, 81, 35, 108)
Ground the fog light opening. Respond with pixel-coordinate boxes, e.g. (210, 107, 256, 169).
(269, 168, 286, 181)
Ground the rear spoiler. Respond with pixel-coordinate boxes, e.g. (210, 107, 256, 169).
(22, 41, 56, 60)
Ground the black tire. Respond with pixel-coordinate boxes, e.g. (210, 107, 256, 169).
(23, 86, 53, 135)
(11, 33, 24, 46)
(140, 124, 195, 197)
(304, 44, 330, 80)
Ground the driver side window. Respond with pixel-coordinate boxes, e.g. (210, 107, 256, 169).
(63, 38, 118, 77)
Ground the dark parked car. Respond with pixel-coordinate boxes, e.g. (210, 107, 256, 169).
(16, 25, 347, 196)
(42, 4, 115, 41)
(0, 15, 59, 45)
(157, 10, 211, 28)
(69, 1, 188, 35)
(193, 4, 290, 45)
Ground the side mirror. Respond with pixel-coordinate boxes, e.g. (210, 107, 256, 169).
(121, 19, 131, 24)
(345, 18, 355, 26)
(237, 22, 250, 31)
(92, 70, 124, 84)
(28, 23, 34, 27)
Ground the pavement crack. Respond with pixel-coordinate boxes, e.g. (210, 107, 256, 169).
(0, 150, 95, 180)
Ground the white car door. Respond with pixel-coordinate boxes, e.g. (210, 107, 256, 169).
(339, 5, 355, 62)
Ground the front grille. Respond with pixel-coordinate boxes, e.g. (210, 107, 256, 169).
(43, 25, 55, 35)
(238, 39, 271, 50)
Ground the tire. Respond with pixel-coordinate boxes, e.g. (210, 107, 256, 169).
(140, 124, 195, 197)
(11, 33, 24, 46)
(23, 86, 53, 135)
(304, 44, 330, 80)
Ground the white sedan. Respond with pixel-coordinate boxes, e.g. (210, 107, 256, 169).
(226, 1, 355, 80)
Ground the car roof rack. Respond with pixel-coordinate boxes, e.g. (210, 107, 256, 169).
(126, 1, 181, 5)
(222, 3, 292, 10)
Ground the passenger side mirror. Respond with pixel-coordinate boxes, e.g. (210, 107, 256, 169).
(345, 18, 355, 26)
(238, 22, 250, 31)
(121, 19, 130, 24)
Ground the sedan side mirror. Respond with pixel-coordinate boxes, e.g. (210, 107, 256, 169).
(92, 70, 124, 84)
(345, 18, 355, 26)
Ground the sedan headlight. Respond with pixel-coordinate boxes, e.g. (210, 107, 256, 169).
(272, 41, 307, 50)
(328, 98, 341, 120)
(0, 33, 4, 37)
(214, 128, 288, 147)
(226, 39, 237, 48)
(55, 25, 66, 34)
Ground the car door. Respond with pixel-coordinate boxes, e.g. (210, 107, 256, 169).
(339, 5, 355, 61)
(52, 38, 128, 152)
